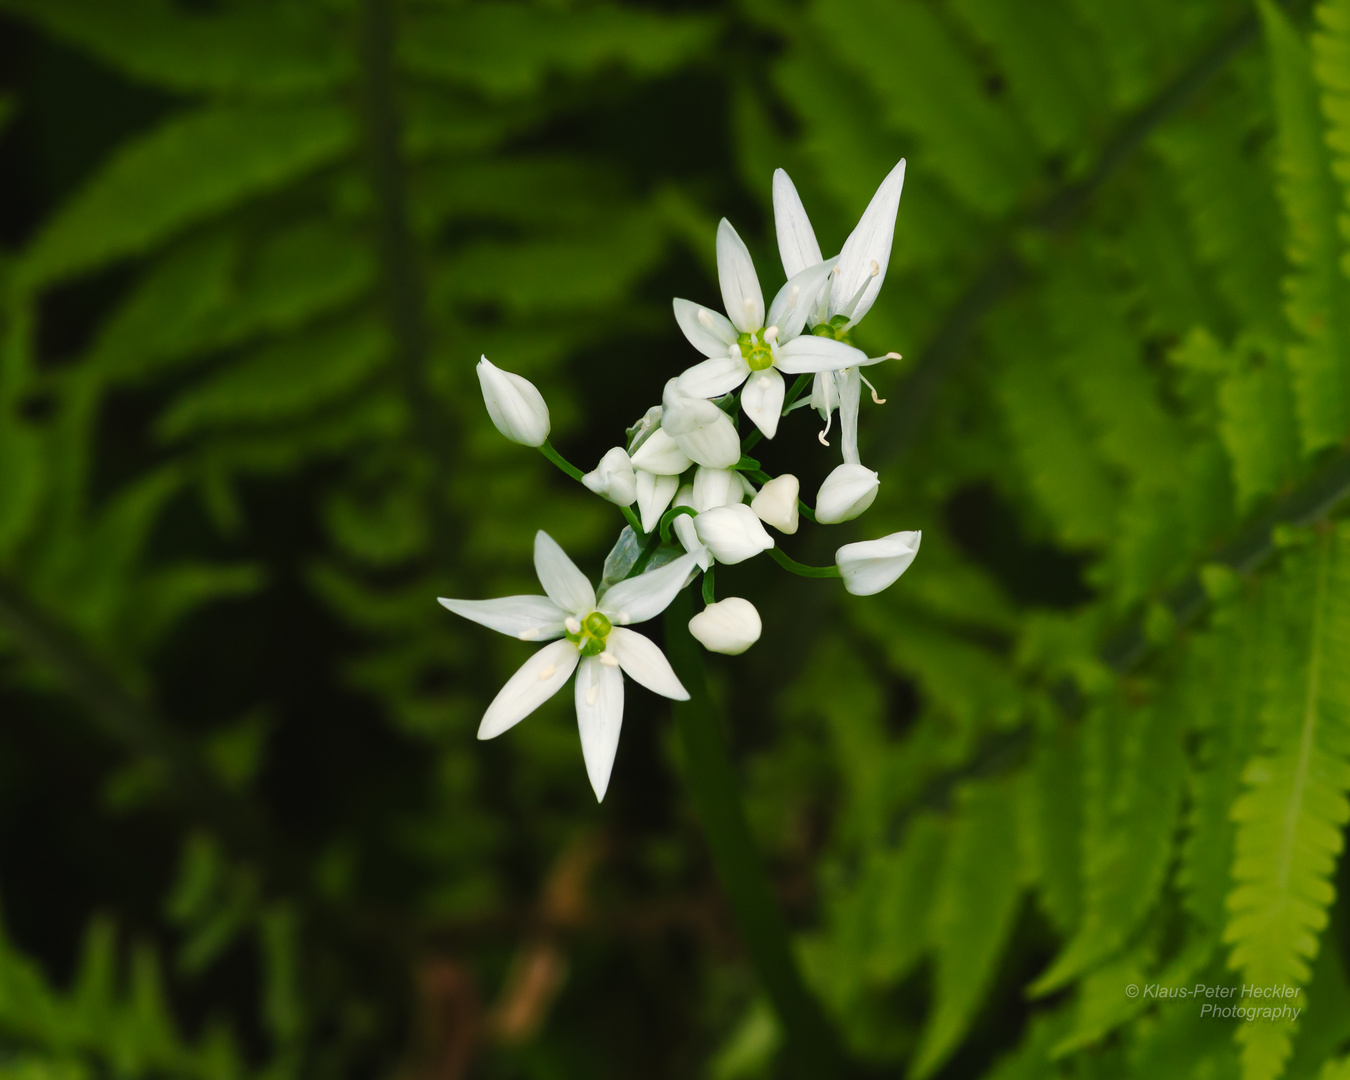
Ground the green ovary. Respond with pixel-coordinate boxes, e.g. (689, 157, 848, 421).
(736, 331, 775, 372)
(811, 314, 854, 345)
(567, 611, 613, 656)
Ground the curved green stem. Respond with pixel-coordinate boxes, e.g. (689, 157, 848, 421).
(660, 504, 698, 543)
(663, 592, 848, 1077)
(769, 546, 839, 578)
(539, 439, 585, 481)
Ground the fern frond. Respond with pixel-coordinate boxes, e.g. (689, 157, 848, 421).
(1224, 526, 1350, 1080)
(1263, 0, 1350, 455)
(911, 779, 1022, 1078)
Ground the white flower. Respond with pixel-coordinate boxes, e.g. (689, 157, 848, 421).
(836, 530, 921, 596)
(773, 160, 906, 331)
(439, 531, 699, 801)
(476, 356, 550, 447)
(582, 447, 637, 506)
(672, 220, 868, 440)
(660, 378, 741, 468)
(688, 597, 762, 655)
(694, 504, 775, 564)
(751, 473, 799, 534)
(815, 463, 879, 524)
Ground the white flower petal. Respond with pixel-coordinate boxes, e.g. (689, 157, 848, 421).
(772, 168, 824, 278)
(810, 369, 839, 419)
(438, 595, 567, 640)
(676, 356, 751, 399)
(575, 655, 625, 801)
(630, 428, 693, 475)
(674, 411, 741, 469)
(673, 299, 739, 358)
(662, 378, 728, 435)
(692, 466, 745, 512)
(740, 368, 786, 440)
(830, 159, 905, 325)
(607, 627, 689, 700)
(837, 367, 862, 466)
(836, 530, 921, 596)
(478, 639, 580, 740)
(673, 484, 714, 569)
(716, 218, 765, 333)
(688, 597, 762, 655)
(635, 470, 680, 533)
(694, 504, 775, 564)
(766, 260, 834, 342)
(815, 463, 879, 524)
(534, 531, 595, 615)
(598, 551, 701, 625)
(773, 335, 869, 375)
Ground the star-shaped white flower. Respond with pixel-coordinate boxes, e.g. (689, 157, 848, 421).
(672, 220, 868, 440)
(439, 532, 699, 801)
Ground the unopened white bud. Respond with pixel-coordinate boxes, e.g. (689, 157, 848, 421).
(692, 466, 745, 513)
(835, 530, 921, 596)
(694, 504, 774, 564)
(582, 447, 638, 506)
(630, 428, 693, 476)
(674, 410, 741, 469)
(815, 463, 879, 524)
(476, 356, 550, 447)
(751, 473, 799, 534)
(688, 597, 762, 655)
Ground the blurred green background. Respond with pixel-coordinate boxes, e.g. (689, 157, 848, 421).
(1, 1, 1350, 1078)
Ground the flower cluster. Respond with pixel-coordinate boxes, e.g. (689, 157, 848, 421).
(444, 162, 921, 799)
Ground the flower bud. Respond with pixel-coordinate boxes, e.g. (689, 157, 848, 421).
(688, 597, 762, 655)
(672, 484, 712, 569)
(662, 379, 741, 469)
(582, 447, 637, 506)
(835, 530, 921, 596)
(630, 428, 694, 475)
(662, 378, 725, 435)
(751, 473, 799, 534)
(692, 466, 745, 512)
(476, 356, 550, 447)
(635, 470, 679, 533)
(674, 409, 741, 469)
(694, 504, 774, 565)
(815, 463, 879, 524)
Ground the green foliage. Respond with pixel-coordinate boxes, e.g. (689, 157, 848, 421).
(5, 0, 1350, 1077)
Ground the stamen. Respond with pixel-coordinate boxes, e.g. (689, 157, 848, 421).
(885, 351, 902, 360)
(599, 652, 620, 667)
(838, 275, 875, 321)
(869, 259, 880, 276)
(764, 326, 779, 343)
(538, 665, 557, 681)
(817, 429, 831, 447)
(697, 308, 716, 329)
(729, 343, 742, 359)
(860, 372, 886, 405)
(518, 627, 540, 640)
(586, 685, 600, 706)
(565, 616, 581, 634)
(742, 297, 757, 320)
(613, 611, 630, 625)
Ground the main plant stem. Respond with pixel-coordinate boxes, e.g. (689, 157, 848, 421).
(664, 591, 847, 1078)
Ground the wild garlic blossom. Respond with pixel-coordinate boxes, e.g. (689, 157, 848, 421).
(452, 160, 921, 800)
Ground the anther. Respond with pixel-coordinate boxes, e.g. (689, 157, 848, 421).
(743, 298, 757, 318)
(698, 308, 716, 329)
(565, 616, 581, 634)
(538, 665, 557, 681)
(586, 685, 600, 706)
(518, 627, 540, 640)
(818, 429, 831, 447)
(869, 260, 880, 277)
(860, 372, 886, 405)
(599, 652, 620, 667)
(764, 326, 779, 342)
(729, 343, 742, 358)
(885, 351, 902, 360)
